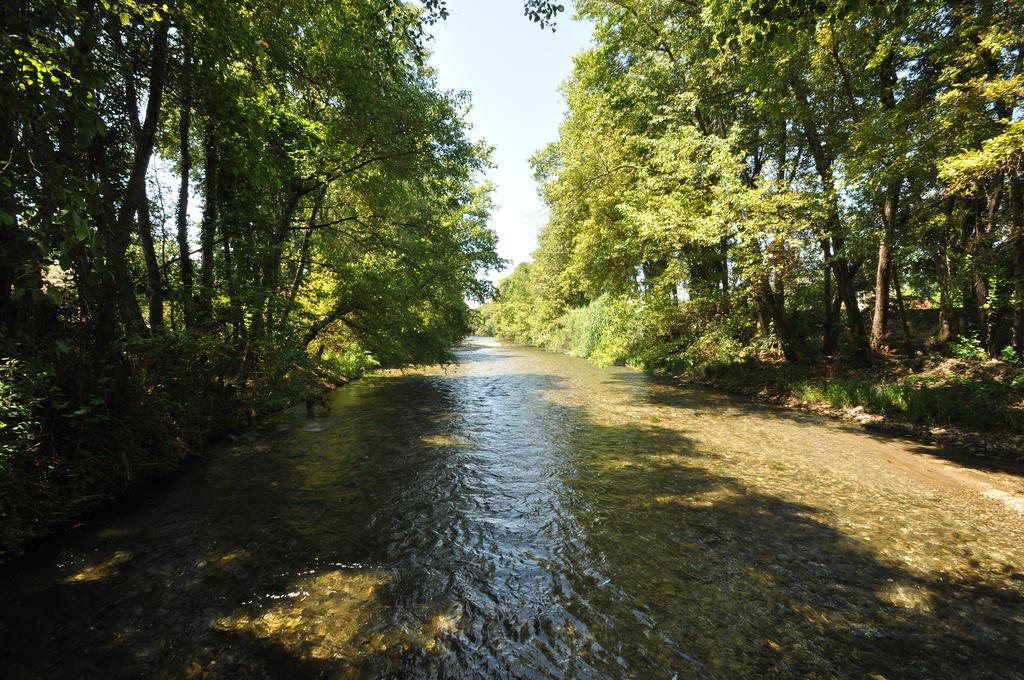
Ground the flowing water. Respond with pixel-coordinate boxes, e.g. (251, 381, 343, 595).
(2, 338, 1024, 679)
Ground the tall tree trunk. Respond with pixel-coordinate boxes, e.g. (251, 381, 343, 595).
(821, 239, 838, 355)
(109, 16, 170, 334)
(217, 167, 243, 342)
(719, 236, 730, 301)
(870, 183, 899, 351)
(1011, 172, 1024, 359)
(870, 57, 900, 353)
(0, 89, 27, 333)
(971, 190, 1000, 350)
(222, 234, 240, 340)
(176, 41, 194, 329)
(985, 44, 1022, 358)
(790, 79, 869, 362)
(260, 196, 301, 333)
(831, 233, 870, 363)
(935, 197, 958, 343)
(757, 276, 807, 362)
(196, 118, 218, 325)
(972, 246, 989, 349)
(280, 190, 325, 326)
(892, 253, 914, 355)
(126, 64, 163, 330)
(137, 188, 162, 329)
(749, 228, 807, 362)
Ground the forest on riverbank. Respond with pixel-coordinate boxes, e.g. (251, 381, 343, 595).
(478, 0, 1024, 436)
(0, 0, 562, 559)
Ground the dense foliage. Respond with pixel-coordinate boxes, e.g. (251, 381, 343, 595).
(0, 0, 504, 556)
(484, 0, 1024, 379)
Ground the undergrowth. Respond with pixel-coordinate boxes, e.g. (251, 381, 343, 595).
(696, 359, 1023, 432)
(0, 335, 374, 563)
(492, 294, 1024, 434)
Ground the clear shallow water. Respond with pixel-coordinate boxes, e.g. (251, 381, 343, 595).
(2, 338, 1023, 679)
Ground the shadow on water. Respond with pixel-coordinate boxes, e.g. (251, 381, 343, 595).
(1, 368, 1022, 679)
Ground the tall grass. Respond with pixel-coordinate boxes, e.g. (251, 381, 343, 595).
(321, 349, 379, 380)
(561, 297, 609, 359)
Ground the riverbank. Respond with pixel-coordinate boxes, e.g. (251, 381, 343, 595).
(476, 327, 1024, 462)
(0, 348, 355, 566)
(667, 354, 1024, 462)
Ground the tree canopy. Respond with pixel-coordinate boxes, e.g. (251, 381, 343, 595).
(0, 0, 506, 556)
(484, 0, 1024, 371)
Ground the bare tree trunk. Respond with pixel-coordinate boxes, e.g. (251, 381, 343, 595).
(870, 182, 899, 351)
(870, 58, 900, 353)
(790, 79, 869, 362)
(196, 118, 217, 325)
(176, 41, 194, 329)
(1006, 172, 1024, 359)
(303, 301, 359, 348)
(125, 64, 163, 330)
(892, 253, 914, 355)
(222, 234, 240, 340)
(971, 190, 1000, 351)
(821, 240, 838, 355)
(109, 16, 170, 334)
(280, 189, 325, 326)
(137, 187, 163, 329)
(986, 43, 1024, 359)
(0, 115, 18, 331)
(935, 197, 958, 343)
(973, 245, 990, 348)
(831, 234, 869, 363)
(217, 168, 243, 342)
(757, 276, 808, 362)
(719, 236, 730, 300)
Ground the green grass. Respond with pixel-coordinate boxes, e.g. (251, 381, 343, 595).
(795, 378, 907, 413)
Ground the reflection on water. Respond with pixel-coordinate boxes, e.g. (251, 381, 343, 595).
(2, 338, 1023, 679)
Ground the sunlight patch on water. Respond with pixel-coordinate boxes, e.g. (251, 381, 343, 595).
(875, 581, 934, 613)
(419, 433, 470, 448)
(214, 567, 471, 667)
(65, 549, 133, 582)
(464, 336, 503, 348)
(216, 549, 250, 564)
(981, 488, 1024, 513)
(215, 569, 393, 660)
(650, 486, 741, 508)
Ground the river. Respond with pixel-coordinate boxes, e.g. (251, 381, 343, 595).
(2, 338, 1023, 679)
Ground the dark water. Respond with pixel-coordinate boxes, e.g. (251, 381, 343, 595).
(2, 338, 1023, 679)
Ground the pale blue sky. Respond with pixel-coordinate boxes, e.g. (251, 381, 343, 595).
(426, 1, 593, 285)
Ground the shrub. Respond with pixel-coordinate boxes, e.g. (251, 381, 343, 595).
(948, 333, 987, 360)
(562, 295, 611, 359)
(0, 359, 49, 554)
(676, 328, 745, 375)
(591, 295, 647, 366)
(321, 348, 379, 380)
(999, 345, 1022, 365)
